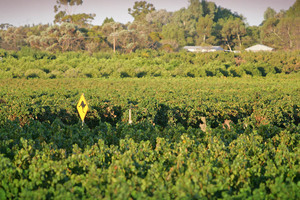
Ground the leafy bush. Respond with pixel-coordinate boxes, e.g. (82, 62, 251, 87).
(0, 49, 298, 79)
(24, 69, 47, 79)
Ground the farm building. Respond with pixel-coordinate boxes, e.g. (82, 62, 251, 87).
(183, 46, 224, 52)
(245, 44, 274, 52)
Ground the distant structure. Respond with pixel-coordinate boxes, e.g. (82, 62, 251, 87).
(245, 44, 274, 52)
(183, 46, 224, 53)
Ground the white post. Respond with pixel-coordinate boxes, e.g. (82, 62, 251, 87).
(129, 106, 132, 124)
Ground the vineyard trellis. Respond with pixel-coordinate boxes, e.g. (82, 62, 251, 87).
(0, 76, 299, 199)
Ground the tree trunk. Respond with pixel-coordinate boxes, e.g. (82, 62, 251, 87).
(113, 35, 116, 53)
(226, 38, 232, 51)
(287, 27, 293, 49)
(113, 26, 116, 53)
(237, 34, 242, 50)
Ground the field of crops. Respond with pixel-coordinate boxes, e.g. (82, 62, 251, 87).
(0, 75, 299, 199)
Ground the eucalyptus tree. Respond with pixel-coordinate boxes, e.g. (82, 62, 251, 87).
(162, 23, 186, 48)
(146, 9, 172, 32)
(264, 7, 277, 21)
(57, 13, 96, 27)
(54, 0, 95, 27)
(54, 0, 83, 23)
(85, 26, 107, 54)
(27, 23, 85, 52)
(0, 26, 28, 50)
(196, 15, 214, 45)
(286, 0, 300, 18)
(277, 17, 300, 49)
(260, 18, 281, 48)
(105, 21, 149, 53)
(102, 17, 115, 26)
(112, 29, 144, 53)
(128, 1, 156, 22)
(219, 17, 246, 51)
(127, 21, 152, 50)
(260, 0, 300, 50)
(262, 17, 300, 50)
(242, 26, 261, 48)
(165, 0, 220, 46)
(167, 8, 196, 46)
(231, 18, 246, 49)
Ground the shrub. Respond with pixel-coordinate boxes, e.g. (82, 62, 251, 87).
(63, 68, 81, 78)
(229, 66, 245, 77)
(24, 69, 47, 79)
(240, 63, 262, 76)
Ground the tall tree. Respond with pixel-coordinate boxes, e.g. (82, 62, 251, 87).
(54, 0, 95, 27)
(169, 0, 242, 47)
(231, 18, 246, 49)
(260, 18, 282, 48)
(276, 17, 300, 50)
(146, 9, 172, 32)
(61, 13, 95, 27)
(286, 0, 300, 18)
(214, 7, 240, 22)
(128, 1, 156, 22)
(202, 0, 217, 18)
(220, 19, 234, 51)
(188, 0, 204, 20)
(54, 0, 83, 14)
(264, 7, 277, 21)
(169, 8, 196, 45)
(243, 26, 261, 47)
(220, 17, 246, 51)
(162, 23, 186, 47)
(27, 23, 85, 52)
(102, 17, 115, 26)
(0, 26, 28, 50)
(196, 15, 214, 45)
(54, 0, 83, 23)
(114, 29, 147, 53)
(85, 26, 107, 54)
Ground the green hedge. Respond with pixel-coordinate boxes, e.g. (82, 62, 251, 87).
(0, 49, 299, 79)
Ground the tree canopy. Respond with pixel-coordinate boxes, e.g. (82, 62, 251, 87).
(54, 0, 95, 27)
(128, 1, 156, 22)
(0, 0, 299, 53)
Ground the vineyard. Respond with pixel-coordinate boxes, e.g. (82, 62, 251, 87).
(1, 0, 300, 197)
(0, 74, 299, 199)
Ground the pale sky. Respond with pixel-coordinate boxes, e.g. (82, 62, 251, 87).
(0, 0, 296, 27)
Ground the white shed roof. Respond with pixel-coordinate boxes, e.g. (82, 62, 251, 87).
(183, 46, 224, 52)
(245, 44, 274, 52)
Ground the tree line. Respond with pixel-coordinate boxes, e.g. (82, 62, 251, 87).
(0, 0, 299, 53)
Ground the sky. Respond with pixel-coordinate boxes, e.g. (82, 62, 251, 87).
(0, 0, 296, 27)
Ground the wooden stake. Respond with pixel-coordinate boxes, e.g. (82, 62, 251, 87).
(129, 107, 132, 124)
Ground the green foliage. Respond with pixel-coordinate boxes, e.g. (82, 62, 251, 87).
(264, 7, 277, 21)
(0, 76, 299, 198)
(54, 0, 93, 26)
(286, 0, 300, 18)
(128, 1, 156, 22)
(1, 0, 299, 52)
(260, 0, 300, 50)
(0, 0, 299, 196)
(0, 50, 298, 79)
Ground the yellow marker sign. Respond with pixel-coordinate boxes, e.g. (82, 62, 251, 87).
(77, 94, 88, 122)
